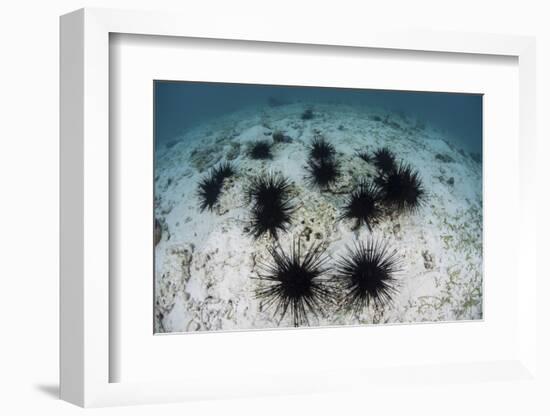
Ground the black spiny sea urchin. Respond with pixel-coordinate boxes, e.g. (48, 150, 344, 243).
(246, 173, 296, 239)
(340, 181, 384, 231)
(305, 135, 340, 189)
(373, 147, 397, 173)
(197, 171, 223, 212)
(197, 162, 235, 212)
(248, 140, 273, 160)
(377, 162, 425, 214)
(254, 239, 335, 327)
(309, 136, 336, 161)
(212, 161, 235, 182)
(305, 157, 341, 189)
(332, 239, 400, 315)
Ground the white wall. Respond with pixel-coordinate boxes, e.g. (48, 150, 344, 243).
(1, 0, 548, 414)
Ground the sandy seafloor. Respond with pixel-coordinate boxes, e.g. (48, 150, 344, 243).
(154, 102, 483, 333)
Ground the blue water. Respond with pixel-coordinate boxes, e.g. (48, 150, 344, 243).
(155, 81, 482, 155)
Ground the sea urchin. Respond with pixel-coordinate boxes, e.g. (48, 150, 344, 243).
(248, 140, 273, 160)
(212, 161, 235, 182)
(197, 162, 235, 212)
(254, 239, 335, 327)
(340, 181, 384, 231)
(377, 162, 425, 214)
(246, 173, 296, 239)
(305, 157, 341, 189)
(373, 147, 397, 173)
(309, 136, 336, 161)
(332, 239, 400, 315)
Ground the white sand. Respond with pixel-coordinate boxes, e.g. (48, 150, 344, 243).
(154, 102, 483, 333)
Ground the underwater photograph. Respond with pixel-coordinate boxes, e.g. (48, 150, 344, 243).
(153, 81, 483, 333)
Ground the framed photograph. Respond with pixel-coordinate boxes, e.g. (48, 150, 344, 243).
(152, 80, 483, 334)
(60, 8, 538, 407)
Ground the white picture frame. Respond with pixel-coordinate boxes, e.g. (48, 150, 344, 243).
(60, 7, 538, 408)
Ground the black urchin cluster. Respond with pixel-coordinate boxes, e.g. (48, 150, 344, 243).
(197, 162, 236, 211)
(254, 239, 335, 327)
(332, 240, 400, 315)
(246, 173, 296, 239)
(255, 237, 400, 326)
(305, 136, 341, 189)
(342, 146, 425, 230)
(190, 122, 428, 328)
